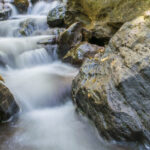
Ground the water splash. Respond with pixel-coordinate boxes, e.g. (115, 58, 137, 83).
(5, 3, 18, 16)
(0, 15, 48, 37)
(16, 48, 52, 68)
(31, 1, 60, 15)
(2, 62, 78, 110)
(0, 35, 50, 67)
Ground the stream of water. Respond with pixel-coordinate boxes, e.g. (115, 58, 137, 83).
(0, 1, 122, 150)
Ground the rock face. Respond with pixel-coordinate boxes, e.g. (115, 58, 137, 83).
(47, 5, 66, 27)
(0, 83, 19, 122)
(58, 22, 82, 58)
(72, 14, 150, 146)
(65, 0, 150, 40)
(63, 42, 104, 66)
(14, 0, 29, 13)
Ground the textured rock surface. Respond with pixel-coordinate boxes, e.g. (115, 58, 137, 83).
(72, 14, 150, 146)
(14, 0, 29, 13)
(65, 0, 150, 39)
(47, 4, 66, 27)
(58, 22, 82, 58)
(0, 83, 19, 122)
(63, 42, 104, 66)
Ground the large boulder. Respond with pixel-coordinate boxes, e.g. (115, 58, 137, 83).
(58, 22, 82, 58)
(0, 82, 19, 122)
(72, 14, 150, 147)
(47, 4, 66, 27)
(14, 0, 29, 13)
(65, 0, 150, 40)
(63, 42, 104, 66)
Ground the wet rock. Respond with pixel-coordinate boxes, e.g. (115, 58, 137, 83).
(14, 0, 29, 13)
(19, 18, 36, 36)
(0, 8, 11, 21)
(0, 82, 19, 122)
(72, 14, 150, 146)
(63, 42, 104, 66)
(32, 27, 65, 37)
(65, 0, 150, 40)
(58, 22, 82, 58)
(47, 4, 66, 27)
(37, 35, 58, 45)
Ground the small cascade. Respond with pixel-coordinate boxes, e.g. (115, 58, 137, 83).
(0, 16, 48, 37)
(16, 48, 52, 68)
(0, 0, 111, 150)
(2, 62, 78, 110)
(0, 19, 25, 36)
(0, 36, 50, 67)
(5, 3, 18, 16)
(27, 0, 32, 14)
(31, 1, 60, 15)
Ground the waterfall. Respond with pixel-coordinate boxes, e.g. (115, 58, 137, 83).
(31, 1, 60, 15)
(16, 48, 52, 68)
(5, 3, 18, 16)
(0, 0, 112, 150)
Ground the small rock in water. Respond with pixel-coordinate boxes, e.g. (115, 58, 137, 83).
(0, 83, 19, 122)
(58, 22, 83, 58)
(63, 42, 104, 66)
(47, 4, 66, 27)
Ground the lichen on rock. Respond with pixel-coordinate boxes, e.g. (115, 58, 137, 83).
(65, 0, 150, 40)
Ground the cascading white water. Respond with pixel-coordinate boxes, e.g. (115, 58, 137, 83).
(16, 48, 52, 68)
(0, 0, 115, 150)
(0, 15, 48, 37)
(5, 3, 18, 16)
(0, 35, 51, 67)
(31, 1, 60, 15)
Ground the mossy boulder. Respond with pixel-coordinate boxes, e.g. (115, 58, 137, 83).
(65, 0, 150, 39)
(14, 0, 29, 13)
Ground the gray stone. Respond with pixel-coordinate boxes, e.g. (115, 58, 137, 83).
(63, 42, 104, 66)
(72, 14, 150, 147)
(47, 4, 66, 27)
(58, 22, 82, 58)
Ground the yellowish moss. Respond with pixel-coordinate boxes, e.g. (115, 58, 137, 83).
(68, 0, 150, 33)
(0, 75, 5, 83)
(14, 0, 29, 7)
